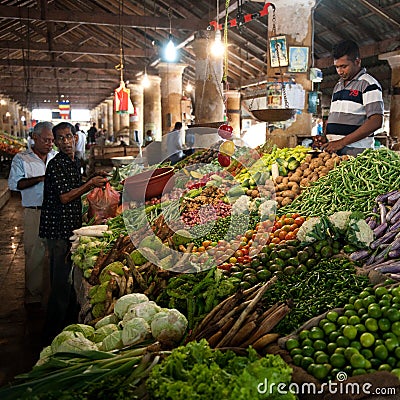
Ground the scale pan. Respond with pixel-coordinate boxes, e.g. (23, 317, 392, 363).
(251, 109, 296, 122)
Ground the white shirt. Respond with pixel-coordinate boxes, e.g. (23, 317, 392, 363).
(76, 130, 86, 153)
(8, 149, 57, 207)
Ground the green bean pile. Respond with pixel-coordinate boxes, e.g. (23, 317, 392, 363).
(278, 149, 400, 217)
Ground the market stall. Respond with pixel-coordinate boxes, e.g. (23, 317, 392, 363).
(2, 139, 400, 399)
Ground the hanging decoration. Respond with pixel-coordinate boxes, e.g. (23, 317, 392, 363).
(208, 2, 275, 31)
(114, 0, 134, 114)
(59, 101, 71, 119)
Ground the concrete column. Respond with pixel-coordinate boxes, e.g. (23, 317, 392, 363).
(11, 102, 19, 136)
(3, 99, 13, 134)
(379, 51, 400, 146)
(192, 30, 224, 124)
(26, 109, 32, 133)
(101, 102, 108, 133)
(113, 105, 121, 136)
(157, 62, 187, 134)
(19, 107, 27, 137)
(265, 0, 314, 141)
(127, 83, 144, 144)
(225, 90, 241, 138)
(0, 97, 6, 132)
(105, 97, 114, 137)
(144, 75, 162, 141)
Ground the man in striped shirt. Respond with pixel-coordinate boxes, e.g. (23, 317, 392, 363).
(322, 40, 384, 156)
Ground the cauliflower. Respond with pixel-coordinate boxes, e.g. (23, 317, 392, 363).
(259, 200, 277, 220)
(329, 211, 352, 237)
(346, 214, 374, 249)
(231, 195, 251, 214)
(296, 217, 322, 244)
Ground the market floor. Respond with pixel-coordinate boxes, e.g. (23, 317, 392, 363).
(0, 188, 47, 387)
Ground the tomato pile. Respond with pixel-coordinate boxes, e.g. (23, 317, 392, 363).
(261, 213, 305, 245)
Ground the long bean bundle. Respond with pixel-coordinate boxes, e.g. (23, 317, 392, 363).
(278, 149, 400, 217)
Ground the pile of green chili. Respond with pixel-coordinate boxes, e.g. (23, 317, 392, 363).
(262, 257, 371, 335)
(278, 149, 400, 217)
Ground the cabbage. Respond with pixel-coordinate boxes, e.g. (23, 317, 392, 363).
(94, 313, 119, 329)
(121, 317, 151, 346)
(100, 330, 124, 351)
(92, 323, 119, 343)
(114, 293, 149, 319)
(150, 308, 188, 345)
(121, 301, 161, 327)
(56, 337, 98, 354)
(35, 346, 53, 366)
(51, 331, 85, 353)
(63, 323, 95, 339)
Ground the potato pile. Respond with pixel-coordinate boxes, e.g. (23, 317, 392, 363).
(274, 152, 349, 208)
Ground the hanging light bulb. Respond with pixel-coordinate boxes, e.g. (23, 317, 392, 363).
(164, 34, 177, 62)
(142, 68, 150, 88)
(185, 83, 193, 93)
(211, 29, 225, 58)
(164, 8, 177, 62)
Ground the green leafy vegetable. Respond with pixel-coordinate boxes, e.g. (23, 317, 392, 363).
(146, 339, 294, 400)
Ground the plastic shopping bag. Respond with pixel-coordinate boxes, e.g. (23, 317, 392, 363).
(87, 182, 120, 224)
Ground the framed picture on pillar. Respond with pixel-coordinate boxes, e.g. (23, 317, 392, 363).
(269, 36, 289, 68)
(288, 46, 309, 73)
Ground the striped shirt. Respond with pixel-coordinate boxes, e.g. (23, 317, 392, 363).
(326, 68, 384, 148)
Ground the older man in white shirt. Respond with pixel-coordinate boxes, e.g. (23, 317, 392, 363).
(8, 121, 57, 306)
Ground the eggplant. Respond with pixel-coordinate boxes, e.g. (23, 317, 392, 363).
(389, 249, 400, 258)
(350, 249, 370, 261)
(366, 244, 392, 266)
(367, 217, 378, 230)
(373, 222, 387, 238)
(389, 236, 400, 252)
(378, 202, 387, 224)
(388, 191, 400, 205)
(367, 259, 394, 269)
(375, 264, 400, 273)
(386, 197, 400, 222)
(376, 190, 400, 204)
(390, 210, 400, 226)
(370, 230, 399, 250)
(388, 274, 400, 281)
(389, 219, 400, 232)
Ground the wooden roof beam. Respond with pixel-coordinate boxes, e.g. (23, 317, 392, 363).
(0, 5, 208, 30)
(0, 40, 146, 57)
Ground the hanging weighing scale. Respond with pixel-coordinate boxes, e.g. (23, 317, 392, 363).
(246, 3, 297, 123)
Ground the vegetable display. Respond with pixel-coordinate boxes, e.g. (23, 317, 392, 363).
(279, 149, 400, 217)
(10, 141, 400, 398)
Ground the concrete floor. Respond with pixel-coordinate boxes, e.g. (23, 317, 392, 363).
(0, 185, 46, 387)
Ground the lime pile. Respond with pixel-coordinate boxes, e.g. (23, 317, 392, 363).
(286, 285, 400, 381)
